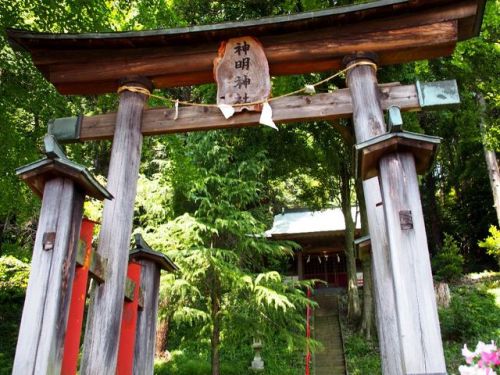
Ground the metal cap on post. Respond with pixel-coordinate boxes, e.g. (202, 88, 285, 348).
(129, 234, 177, 375)
(355, 131, 441, 180)
(129, 233, 178, 272)
(16, 134, 113, 200)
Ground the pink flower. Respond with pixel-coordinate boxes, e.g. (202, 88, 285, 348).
(460, 341, 499, 374)
(463, 344, 477, 364)
(481, 351, 497, 365)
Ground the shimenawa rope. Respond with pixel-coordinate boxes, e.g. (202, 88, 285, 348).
(116, 61, 377, 108)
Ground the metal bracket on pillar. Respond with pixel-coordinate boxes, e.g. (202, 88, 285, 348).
(355, 131, 441, 180)
(16, 134, 113, 201)
(42, 232, 56, 251)
(47, 116, 83, 144)
(416, 79, 460, 109)
(387, 106, 403, 133)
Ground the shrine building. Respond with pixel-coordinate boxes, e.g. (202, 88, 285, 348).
(266, 208, 362, 288)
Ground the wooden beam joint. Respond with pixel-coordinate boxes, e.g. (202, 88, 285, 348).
(124, 276, 144, 309)
(76, 244, 108, 283)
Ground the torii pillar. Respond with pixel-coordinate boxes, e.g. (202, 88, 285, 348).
(346, 55, 446, 374)
(81, 77, 152, 374)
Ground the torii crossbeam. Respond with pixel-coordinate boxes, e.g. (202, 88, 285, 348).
(7, 1, 485, 374)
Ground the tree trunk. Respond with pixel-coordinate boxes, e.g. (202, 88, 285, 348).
(360, 257, 374, 338)
(421, 172, 443, 255)
(210, 274, 221, 375)
(434, 282, 451, 308)
(155, 317, 170, 358)
(478, 93, 500, 225)
(0, 214, 10, 256)
(341, 166, 361, 322)
(356, 179, 375, 339)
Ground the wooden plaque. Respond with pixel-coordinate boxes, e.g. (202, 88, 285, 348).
(214, 36, 271, 112)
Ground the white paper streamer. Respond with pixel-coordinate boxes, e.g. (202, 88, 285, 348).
(259, 102, 278, 131)
(218, 104, 235, 119)
(174, 99, 179, 120)
(304, 84, 316, 95)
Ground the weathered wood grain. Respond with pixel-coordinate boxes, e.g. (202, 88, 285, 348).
(133, 260, 161, 375)
(75, 83, 419, 141)
(46, 21, 457, 95)
(13, 178, 84, 375)
(362, 177, 403, 375)
(215, 37, 271, 112)
(29, 2, 476, 67)
(81, 84, 149, 374)
(379, 153, 446, 373)
(346, 62, 403, 375)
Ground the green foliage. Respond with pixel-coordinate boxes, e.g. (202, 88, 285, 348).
(135, 129, 314, 374)
(0, 256, 30, 301)
(479, 226, 500, 268)
(0, 0, 498, 373)
(0, 256, 30, 375)
(155, 356, 240, 375)
(432, 234, 464, 282)
(155, 353, 212, 375)
(439, 286, 500, 343)
(343, 328, 381, 375)
(439, 279, 500, 374)
(443, 341, 467, 375)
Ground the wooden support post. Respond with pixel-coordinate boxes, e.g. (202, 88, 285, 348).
(130, 234, 177, 375)
(61, 218, 96, 375)
(297, 251, 304, 281)
(346, 58, 403, 375)
(13, 135, 110, 375)
(363, 177, 404, 375)
(117, 262, 142, 375)
(132, 260, 160, 375)
(347, 58, 446, 373)
(12, 178, 84, 375)
(379, 153, 446, 373)
(81, 78, 151, 374)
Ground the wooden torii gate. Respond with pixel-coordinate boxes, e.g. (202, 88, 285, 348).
(7, 0, 485, 374)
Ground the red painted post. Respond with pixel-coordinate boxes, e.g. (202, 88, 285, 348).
(305, 288, 312, 375)
(117, 262, 142, 375)
(61, 218, 96, 375)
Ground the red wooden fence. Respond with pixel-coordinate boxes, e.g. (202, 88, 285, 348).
(61, 218, 96, 375)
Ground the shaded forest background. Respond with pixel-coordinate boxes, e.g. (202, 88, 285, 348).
(0, 0, 498, 374)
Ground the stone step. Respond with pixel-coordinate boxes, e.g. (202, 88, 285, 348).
(312, 294, 346, 375)
(315, 366, 347, 375)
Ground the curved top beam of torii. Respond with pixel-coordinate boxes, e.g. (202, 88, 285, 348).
(6, 0, 485, 95)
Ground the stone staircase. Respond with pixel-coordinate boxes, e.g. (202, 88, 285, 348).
(312, 292, 347, 375)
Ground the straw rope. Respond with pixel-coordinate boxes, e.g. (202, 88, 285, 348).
(116, 61, 377, 108)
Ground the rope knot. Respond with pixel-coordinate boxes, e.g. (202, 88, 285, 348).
(117, 85, 151, 96)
